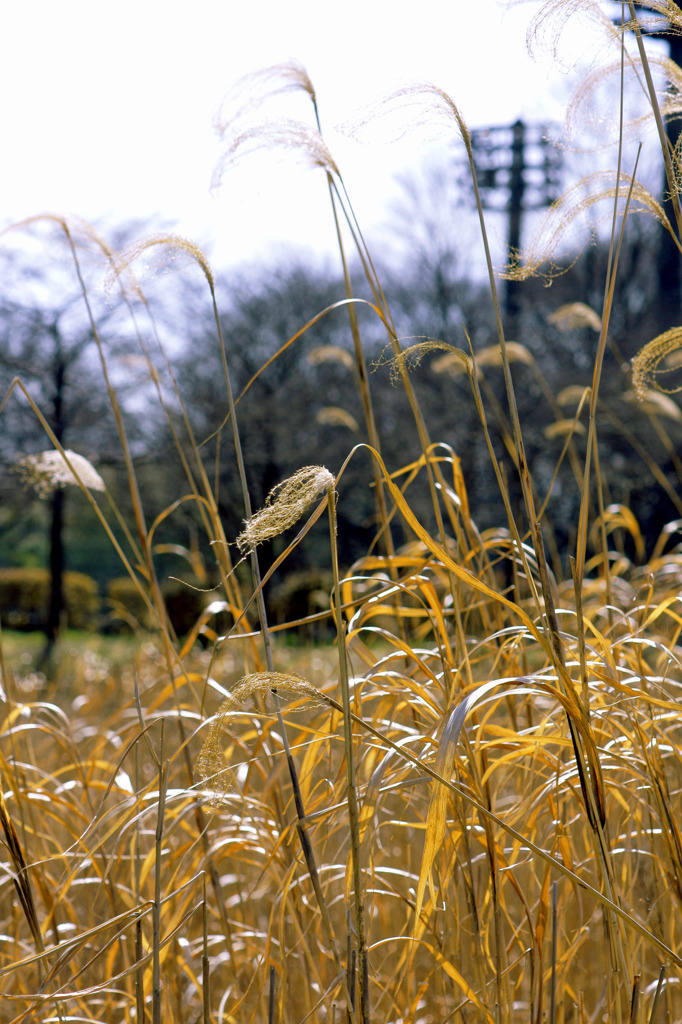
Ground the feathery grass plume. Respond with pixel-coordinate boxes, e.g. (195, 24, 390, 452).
(432, 351, 470, 379)
(503, 170, 672, 281)
(632, 327, 682, 398)
(544, 419, 587, 438)
(563, 48, 682, 143)
(316, 407, 360, 431)
(108, 233, 214, 294)
(307, 344, 356, 371)
(106, 232, 243, 594)
(616, 1, 682, 43)
(196, 672, 327, 803)
(212, 119, 338, 192)
(0, 212, 118, 267)
(558, 383, 592, 406)
(236, 465, 335, 555)
(548, 302, 602, 332)
(213, 59, 316, 129)
(474, 341, 534, 368)
(341, 81, 470, 150)
(661, 348, 682, 369)
(624, 387, 682, 420)
(526, 0, 621, 71)
(14, 449, 105, 498)
(375, 339, 472, 386)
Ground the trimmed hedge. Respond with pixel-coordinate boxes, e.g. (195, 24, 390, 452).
(105, 576, 154, 633)
(106, 575, 209, 636)
(0, 567, 100, 631)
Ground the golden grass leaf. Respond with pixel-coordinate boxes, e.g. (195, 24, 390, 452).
(316, 407, 359, 431)
(589, 504, 645, 563)
(415, 678, 543, 935)
(414, 940, 496, 1023)
(535, 866, 553, 951)
(548, 302, 602, 332)
(363, 446, 541, 639)
(0, 789, 42, 951)
(414, 732, 456, 933)
(298, 732, 334, 808)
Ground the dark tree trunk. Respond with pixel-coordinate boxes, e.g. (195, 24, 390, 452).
(506, 119, 526, 328)
(44, 324, 67, 655)
(46, 487, 65, 645)
(658, 34, 682, 329)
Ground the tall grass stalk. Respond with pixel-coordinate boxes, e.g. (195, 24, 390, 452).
(152, 755, 168, 1024)
(328, 486, 368, 1024)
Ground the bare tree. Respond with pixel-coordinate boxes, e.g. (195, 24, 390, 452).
(0, 225, 145, 651)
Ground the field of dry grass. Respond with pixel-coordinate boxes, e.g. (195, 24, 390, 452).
(3, 3, 682, 1022)
(3, 530, 682, 1024)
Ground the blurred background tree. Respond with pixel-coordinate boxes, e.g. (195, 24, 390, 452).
(0, 223, 151, 651)
(1, 166, 681, 644)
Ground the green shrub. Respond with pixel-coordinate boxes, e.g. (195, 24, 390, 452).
(0, 567, 100, 631)
(105, 576, 154, 633)
(106, 575, 208, 636)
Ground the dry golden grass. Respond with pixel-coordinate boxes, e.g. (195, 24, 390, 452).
(2, 530, 682, 1023)
(3, 4, 682, 1022)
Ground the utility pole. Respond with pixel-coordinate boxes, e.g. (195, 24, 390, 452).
(462, 119, 562, 325)
(612, 3, 682, 327)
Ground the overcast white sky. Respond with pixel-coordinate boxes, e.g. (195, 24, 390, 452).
(0, 1, 623, 273)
